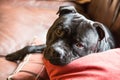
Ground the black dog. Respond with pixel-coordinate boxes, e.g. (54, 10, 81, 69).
(6, 6, 115, 65)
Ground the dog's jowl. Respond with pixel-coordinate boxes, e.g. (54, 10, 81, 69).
(6, 6, 115, 65)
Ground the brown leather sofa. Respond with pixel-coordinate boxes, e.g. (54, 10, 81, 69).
(88, 0, 120, 47)
(0, 0, 119, 80)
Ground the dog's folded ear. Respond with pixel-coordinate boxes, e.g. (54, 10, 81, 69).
(93, 22, 107, 41)
(93, 22, 115, 49)
(57, 6, 77, 16)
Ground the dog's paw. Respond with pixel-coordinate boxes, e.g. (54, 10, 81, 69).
(5, 53, 19, 62)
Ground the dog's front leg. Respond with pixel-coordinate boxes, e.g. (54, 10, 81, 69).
(5, 44, 46, 62)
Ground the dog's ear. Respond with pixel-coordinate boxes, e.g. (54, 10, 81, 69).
(93, 22, 106, 41)
(57, 6, 77, 16)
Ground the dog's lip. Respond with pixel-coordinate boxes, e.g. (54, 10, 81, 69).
(46, 57, 70, 65)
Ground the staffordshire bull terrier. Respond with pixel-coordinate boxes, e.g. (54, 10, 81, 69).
(6, 6, 115, 65)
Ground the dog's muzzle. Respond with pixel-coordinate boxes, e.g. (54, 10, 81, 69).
(44, 45, 71, 65)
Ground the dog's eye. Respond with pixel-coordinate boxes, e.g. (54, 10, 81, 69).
(55, 28, 64, 37)
(75, 42, 84, 48)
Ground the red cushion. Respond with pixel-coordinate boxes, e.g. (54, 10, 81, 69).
(44, 48, 120, 80)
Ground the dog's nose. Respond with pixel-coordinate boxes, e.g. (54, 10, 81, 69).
(46, 47, 61, 58)
(50, 47, 61, 57)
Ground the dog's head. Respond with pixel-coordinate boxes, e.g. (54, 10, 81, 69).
(44, 6, 115, 65)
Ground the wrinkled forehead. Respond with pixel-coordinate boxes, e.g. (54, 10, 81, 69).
(56, 13, 87, 26)
(76, 21, 98, 41)
(58, 13, 94, 31)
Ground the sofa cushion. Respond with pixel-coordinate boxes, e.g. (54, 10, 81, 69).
(0, 57, 17, 80)
(7, 53, 49, 80)
(44, 48, 120, 80)
(0, 1, 58, 56)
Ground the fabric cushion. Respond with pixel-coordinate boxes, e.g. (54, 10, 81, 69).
(7, 53, 49, 80)
(44, 48, 120, 80)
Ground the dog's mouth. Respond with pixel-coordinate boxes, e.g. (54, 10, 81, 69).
(47, 57, 70, 65)
(44, 53, 71, 65)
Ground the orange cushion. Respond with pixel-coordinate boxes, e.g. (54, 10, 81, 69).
(44, 48, 120, 80)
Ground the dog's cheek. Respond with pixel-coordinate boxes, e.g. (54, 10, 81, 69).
(72, 45, 86, 57)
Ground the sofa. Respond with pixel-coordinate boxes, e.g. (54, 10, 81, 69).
(0, 0, 119, 80)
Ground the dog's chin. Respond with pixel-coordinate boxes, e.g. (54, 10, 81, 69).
(48, 58, 71, 66)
